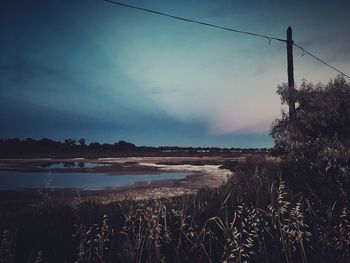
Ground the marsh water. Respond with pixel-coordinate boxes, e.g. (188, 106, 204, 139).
(0, 170, 187, 190)
(36, 162, 111, 169)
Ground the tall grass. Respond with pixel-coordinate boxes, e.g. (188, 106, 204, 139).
(0, 156, 349, 262)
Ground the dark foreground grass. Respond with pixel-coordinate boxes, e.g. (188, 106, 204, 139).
(1, 156, 349, 263)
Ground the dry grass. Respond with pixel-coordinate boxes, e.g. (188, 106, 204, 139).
(0, 156, 349, 262)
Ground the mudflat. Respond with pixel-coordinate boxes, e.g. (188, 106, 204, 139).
(0, 156, 244, 204)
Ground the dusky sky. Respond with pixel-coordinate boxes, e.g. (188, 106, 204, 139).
(1, 0, 349, 147)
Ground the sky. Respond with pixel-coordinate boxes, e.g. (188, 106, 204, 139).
(0, 0, 349, 147)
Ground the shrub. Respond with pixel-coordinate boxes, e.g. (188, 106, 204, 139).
(271, 76, 350, 200)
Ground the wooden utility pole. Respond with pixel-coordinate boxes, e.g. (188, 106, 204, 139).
(287, 26, 296, 120)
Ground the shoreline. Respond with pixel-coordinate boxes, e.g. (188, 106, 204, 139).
(0, 156, 236, 203)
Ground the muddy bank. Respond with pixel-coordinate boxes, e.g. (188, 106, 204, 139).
(0, 156, 239, 204)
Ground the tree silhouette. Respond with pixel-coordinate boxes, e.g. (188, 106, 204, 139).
(78, 138, 86, 147)
(271, 76, 350, 195)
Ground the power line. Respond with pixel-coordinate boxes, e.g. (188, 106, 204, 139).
(103, 0, 350, 80)
(294, 43, 350, 79)
(103, 0, 286, 43)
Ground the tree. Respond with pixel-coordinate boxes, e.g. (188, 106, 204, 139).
(78, 138, 86, 147)
(64, 139, 77, 147)
(114, 140, 136, 152)
(271, 76, 350, 196)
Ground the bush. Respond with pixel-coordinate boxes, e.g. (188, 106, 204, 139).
(271, 76, 350, 200)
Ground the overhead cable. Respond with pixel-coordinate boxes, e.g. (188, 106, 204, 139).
(103, 0, 286, 43)
(104, 0, 350, 79)
(294, 43, 350, 79)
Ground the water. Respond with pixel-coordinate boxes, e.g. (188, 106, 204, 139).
(0, 171, 187, 190)
(37, 162, 110, 169)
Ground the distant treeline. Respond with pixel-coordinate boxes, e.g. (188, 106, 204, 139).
(0, 138, 268, 157)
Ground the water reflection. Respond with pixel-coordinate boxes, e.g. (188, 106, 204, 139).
(0, 171, 187, 190)
(37, 162, 110, 169)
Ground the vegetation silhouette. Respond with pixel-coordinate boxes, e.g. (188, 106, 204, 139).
(0, 138, 266, 158)
(271, 76, 350, 199)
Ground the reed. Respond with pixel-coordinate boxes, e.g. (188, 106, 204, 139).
(0, 155, 349, 262)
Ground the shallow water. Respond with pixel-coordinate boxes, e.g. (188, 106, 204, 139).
(0, 171, 187, 190)
(36, 162, 110, 169)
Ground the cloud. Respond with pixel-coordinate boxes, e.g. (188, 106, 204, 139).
(118, 31, 285, 134)
(1, 0, 349, 147)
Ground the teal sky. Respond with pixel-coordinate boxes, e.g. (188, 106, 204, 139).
(0, 0, 349, 147)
